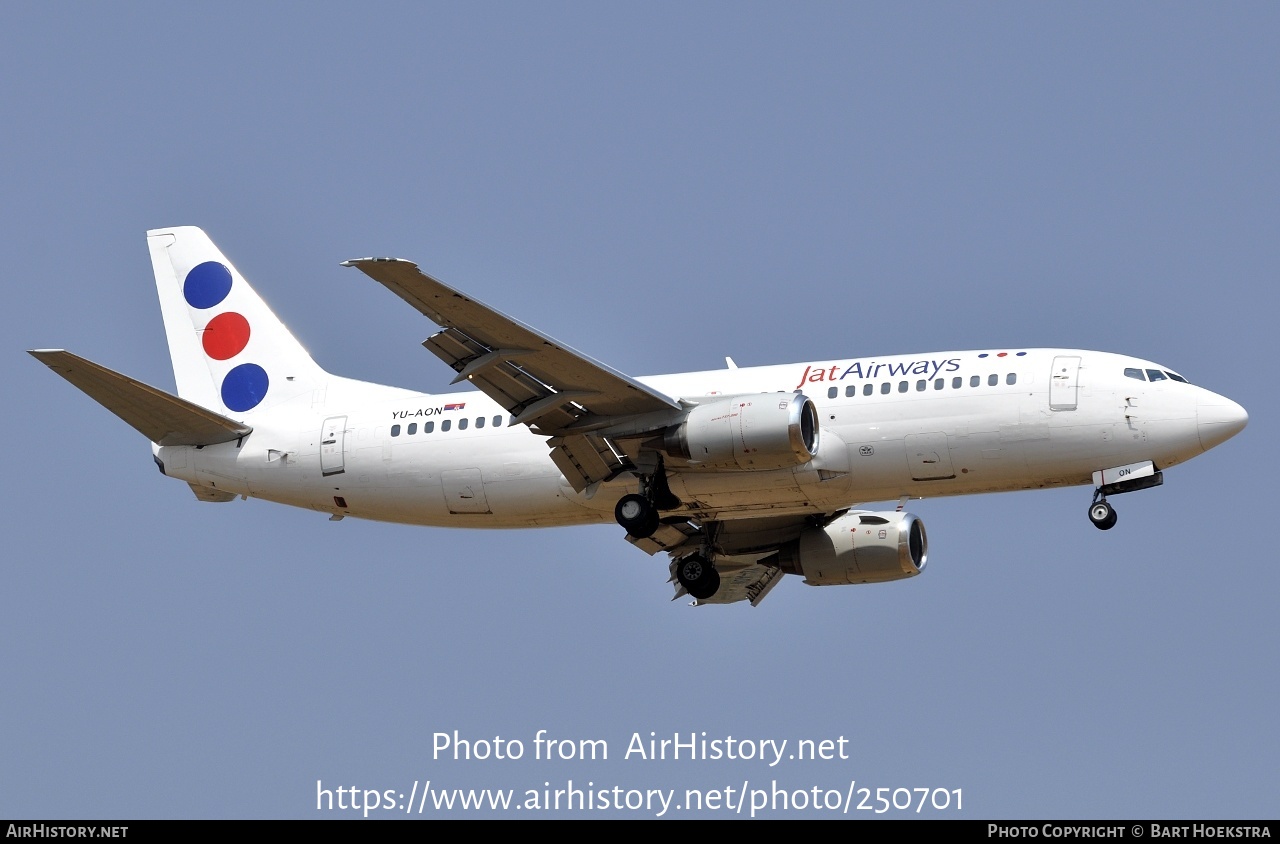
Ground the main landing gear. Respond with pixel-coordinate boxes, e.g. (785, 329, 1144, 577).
(614, 469, 720, 599)
(614, 493, 660, 538)
(613, 466, 680, 540)
(674, 553, 720, 601)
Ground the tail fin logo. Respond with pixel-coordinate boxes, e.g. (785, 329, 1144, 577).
(183, 261, 269, 412)
(183, 261, 233, 309)
(201, 312, 250, 360)
(221, 363, 269, 412)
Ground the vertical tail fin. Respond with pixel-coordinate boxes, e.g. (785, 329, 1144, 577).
(147, 226, 328, 416)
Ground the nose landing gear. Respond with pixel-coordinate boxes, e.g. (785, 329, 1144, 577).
(1086, 461, 1164, 530)
(1088, 496, 1118, 531)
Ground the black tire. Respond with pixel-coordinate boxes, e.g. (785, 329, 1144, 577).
(676, 555, 721, 600)
(688, 567, 721, 600)
(1088, 500, 1116, 530)
(615, 494, 657, 538)
(676, 554, 708, 588)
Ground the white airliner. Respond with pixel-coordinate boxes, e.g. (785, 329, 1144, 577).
(31, 227, 1248, 606)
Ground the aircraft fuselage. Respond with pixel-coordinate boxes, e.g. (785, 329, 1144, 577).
(153, 348, 1236, 527)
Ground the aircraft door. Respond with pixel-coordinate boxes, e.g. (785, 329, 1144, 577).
(441, 468, 492, 514)
(905, 432, 956, 481)
(320, 415, 347, 476)
(1049, 356, 1082, 411)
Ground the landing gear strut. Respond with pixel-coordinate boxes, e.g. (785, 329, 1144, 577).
(675, 553, 721, 600)
(1086, 462, 1165, 531)
(1088, 492, 1118, 531)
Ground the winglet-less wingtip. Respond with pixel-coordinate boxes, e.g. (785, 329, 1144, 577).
(341, 257, 415, 267)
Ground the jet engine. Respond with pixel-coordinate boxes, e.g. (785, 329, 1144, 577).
(774, 511, 927, 585)
(662, 393, 819, 471)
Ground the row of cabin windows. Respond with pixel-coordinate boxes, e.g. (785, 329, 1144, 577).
(826, 373, 1018, 399)
(390, 415, 508, 437)
(1124, 367, 1189, 384)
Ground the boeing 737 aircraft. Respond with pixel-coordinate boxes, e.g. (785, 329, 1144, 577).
(30, 227, 1248, 605)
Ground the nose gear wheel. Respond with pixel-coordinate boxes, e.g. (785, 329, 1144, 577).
(1088, 496, 1117, 530)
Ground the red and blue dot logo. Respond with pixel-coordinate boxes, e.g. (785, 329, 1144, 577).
(184, 261, 269, 412)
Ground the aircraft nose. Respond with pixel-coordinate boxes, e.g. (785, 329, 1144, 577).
(1197, 397, 1248, 451)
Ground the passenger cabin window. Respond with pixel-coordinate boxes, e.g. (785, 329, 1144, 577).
(863, 383, 873, 396)
(442, 420, 451, 432)
(898, 381, 908, 393)
(952, 377, 962, 389)
(916, 380, 927, 391)
(476, 416, 485, 428)
(988, 374, 998, 386)
(407, 423, 417, 435)
(494, 415, 503, 427)
(424, 421, 434, 433)
(1006, 373, 1017, 385)
(970, 375, 980, 387)
(934, 378, 944, 390)
(459, 418, 469, 430)
(880, 382, 891, 395)
(846, 385, 856, 397)
(1124, 368, 1146, 381)
(391, 424, 401, 437)
(1146, 369, 1167, 382)
(828, 386, 838, 399)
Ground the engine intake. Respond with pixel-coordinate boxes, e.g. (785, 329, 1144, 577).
(776, 511, 927, 585)
(663, 393, 819, 471)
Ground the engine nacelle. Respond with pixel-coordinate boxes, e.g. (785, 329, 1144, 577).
(663, 393, 819, 471)
(776, 511, 927, 585)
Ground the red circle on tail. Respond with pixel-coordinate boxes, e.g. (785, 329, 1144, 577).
(202, 311, 251, 360)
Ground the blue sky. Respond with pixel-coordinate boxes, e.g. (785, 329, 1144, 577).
(2, 3, 1275, 818)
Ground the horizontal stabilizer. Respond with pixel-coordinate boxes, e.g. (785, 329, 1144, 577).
(28, 350, 252, 446)
(189, 482, 237, 502)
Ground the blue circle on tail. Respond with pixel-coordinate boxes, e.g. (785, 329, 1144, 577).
(221, 363, 269, 411)
(184, 261, 233, 309)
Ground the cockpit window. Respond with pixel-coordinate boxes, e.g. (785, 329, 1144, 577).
(1146, 369, 1167, 382)
(1124, 368, 1146, 381)
(1165, 371, 1189, 383)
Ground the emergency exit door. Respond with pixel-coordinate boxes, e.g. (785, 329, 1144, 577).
(320, 416, 347, 476)
(1049, 356, 1081, 411)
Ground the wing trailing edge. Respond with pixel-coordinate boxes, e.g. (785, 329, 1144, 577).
(342, 257, 681, 424)
(29, 350, 252, 446)
(344, 257, 684, 490)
